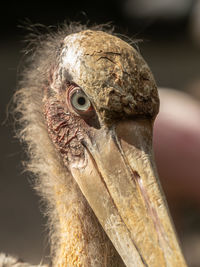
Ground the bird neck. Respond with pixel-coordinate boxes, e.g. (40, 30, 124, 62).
(52, 179, 124, 267)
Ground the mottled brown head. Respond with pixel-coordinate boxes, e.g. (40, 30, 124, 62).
(42, 29, 187, 267)
(44, 29, 159, 166)
(50, 30, 158, 122)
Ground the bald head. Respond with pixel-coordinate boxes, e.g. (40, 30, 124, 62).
(50, 30, 159, 125)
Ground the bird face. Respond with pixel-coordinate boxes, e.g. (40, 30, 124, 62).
(44, 30, 186, 266)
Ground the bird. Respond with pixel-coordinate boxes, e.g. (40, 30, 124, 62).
(1, 23, 187, 266)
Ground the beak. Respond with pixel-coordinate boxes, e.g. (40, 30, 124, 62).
(70, 119, 187, 267)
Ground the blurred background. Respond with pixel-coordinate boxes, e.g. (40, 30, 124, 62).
(0, 0, 200, 266)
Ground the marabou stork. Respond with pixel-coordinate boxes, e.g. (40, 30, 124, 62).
(1, 24, 187, 267)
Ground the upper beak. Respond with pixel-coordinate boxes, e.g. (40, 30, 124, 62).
(70, 119, 187, 267)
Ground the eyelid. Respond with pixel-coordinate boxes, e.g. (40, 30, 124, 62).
(67, 85, 80, 102)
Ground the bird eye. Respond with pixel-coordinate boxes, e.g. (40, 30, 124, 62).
(70, 88, 92, 112)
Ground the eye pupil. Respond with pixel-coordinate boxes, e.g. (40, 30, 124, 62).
(77, 96, 86, 106)
(70, 88, 92, 113)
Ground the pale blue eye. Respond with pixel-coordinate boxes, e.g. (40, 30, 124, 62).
(71, 90, 91, 111)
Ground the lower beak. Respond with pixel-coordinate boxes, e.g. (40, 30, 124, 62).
(70, 119, 187, 267)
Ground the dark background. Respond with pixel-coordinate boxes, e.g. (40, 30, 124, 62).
(0, 0, 200, 266)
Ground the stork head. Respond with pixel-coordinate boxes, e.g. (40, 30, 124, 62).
(44, 30, 186, 266)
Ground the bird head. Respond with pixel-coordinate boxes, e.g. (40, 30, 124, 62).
(43, 30, 185, 266)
